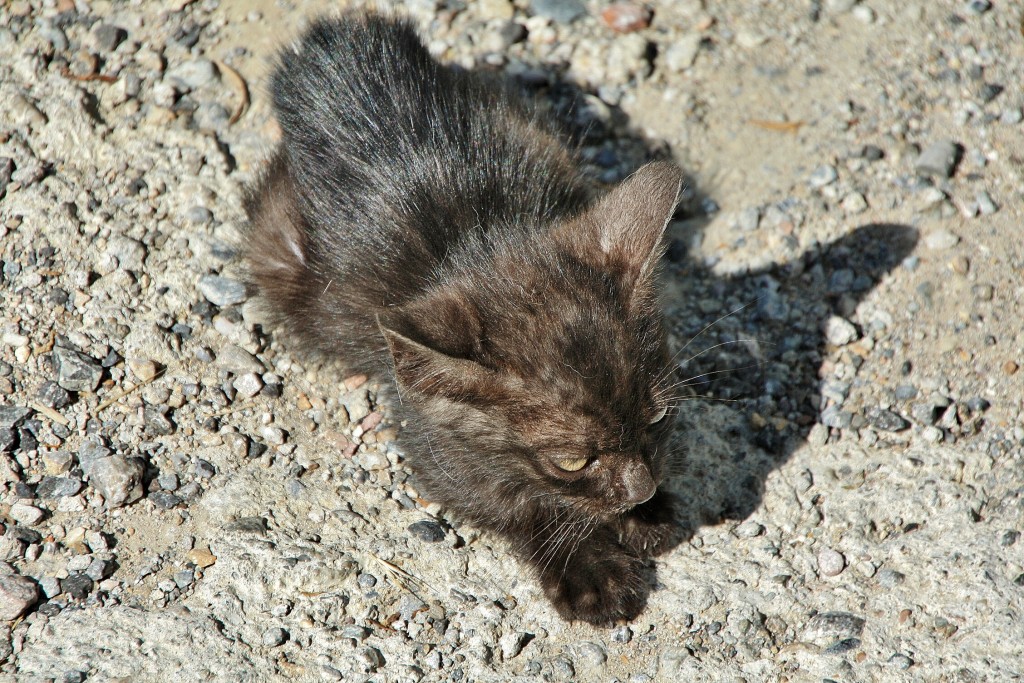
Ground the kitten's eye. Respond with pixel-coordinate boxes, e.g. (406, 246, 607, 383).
(554, 457, 589, 472)
(649, 405, 669, 424)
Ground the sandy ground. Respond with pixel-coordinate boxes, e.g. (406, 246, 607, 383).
(1, 0, 1022, 681)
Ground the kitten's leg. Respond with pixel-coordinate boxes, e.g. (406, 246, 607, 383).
(615, 489, 679, 557)
(525, 522, 647, 625)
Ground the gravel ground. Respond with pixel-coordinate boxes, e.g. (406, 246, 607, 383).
(2, 0, 1023, 681)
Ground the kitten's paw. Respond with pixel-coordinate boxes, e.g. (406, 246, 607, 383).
(543, 552, 647, 625)
(617, 489, 678, 557)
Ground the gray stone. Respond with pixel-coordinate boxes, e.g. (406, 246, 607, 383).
(0, 574, 38, 620)
(53, 346, 102, 393)
(36, 381, 71, 409)
(824, 316, 858, 346)
(531, 0, 586, 24)
(166, 59, 219, 90)
(38, 576, 61, 599)
(216, 345, 265, 374)
(173, 570, 194, 589)
(37, 476, 83, 498)
(85, 558, 116, 581)
(407, 520, 445, 543)
(976, 191, 998, 215)
(144, 406, 175, 435)
(149, 491, 182, 509)
(820, 406, 852, 429)
(915, 140, 960, 178)
(0, 429, 13, 453)
(808, 164, 838, 188)
(89, 456, 145, 508)
(664, 34, 702, 71)
(194, 102, 231, 132)
(106, 236, 147, 271)
(816, 547, 846, 576)
(576, 641, 606, 667)
(9, 504, 44, 526)
(499, 631, 530, 660)
(867, 408, 909, 432)
(888, 653, 914, 670)
(92, 23, 127, 52)
(60, 574, 93, 600)
(924, 229, 959, 250)
(232, 373, 264, 398)
(803, 612, 865, 646)
(0, 405, 32, 429)
(198, 275, 248, 306)
(876, 568, 905, 588)
(341, 625, 370, 641)
(78, 441, 111, 476)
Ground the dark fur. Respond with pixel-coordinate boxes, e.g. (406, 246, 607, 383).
(244, 13, 683, 624)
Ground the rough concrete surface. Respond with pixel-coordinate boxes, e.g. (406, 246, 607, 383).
(1, 0, 1022, 681)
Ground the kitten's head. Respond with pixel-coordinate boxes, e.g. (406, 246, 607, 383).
(381, 162, 683, 520)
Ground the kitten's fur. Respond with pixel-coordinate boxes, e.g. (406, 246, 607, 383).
(244, 13, 682, 624)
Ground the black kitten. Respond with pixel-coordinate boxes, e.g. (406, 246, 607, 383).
(244, 12, 683, 624)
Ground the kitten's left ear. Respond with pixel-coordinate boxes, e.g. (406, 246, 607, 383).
(378, 323, 495, 400)
(561, 161, 683, 286)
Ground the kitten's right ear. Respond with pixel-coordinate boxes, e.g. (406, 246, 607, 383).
(558, 161, 683, 288)
(379, 322, 494, 400)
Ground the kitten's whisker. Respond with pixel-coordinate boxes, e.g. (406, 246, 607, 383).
(659, 297, 762, 378)
(666, 395, 745, 405)
(659, 362, 767, 393)
(424, 432, 458, 483)
(675, 338, 771, 369)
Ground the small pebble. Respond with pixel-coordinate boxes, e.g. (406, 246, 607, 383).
(915, 140, 960, 178)
(824, 316, 859, 346)
(888, 653, 914, 670)
(500, 631, 530, 659)
(53, 346, 103, 393)
(198, 275, 248, 307)
(867, 408, 909, 432)
(9, 503, 44, 526)
(166, 59, 219, 90)
(663, 34, 702, 71)
(817, 547, 846, 577)
(979, 83, 1004, 104)
(92, 23, 128, 52)
(841, 192, 868, 213)
(233, 372, 264, 398)
(976, 191, 998, 215)
(600, 3, 651, 33)
(36, 381, 71, 409)
(0, 574, 38, 620)
(216, 345, 264, 374)
(263, 627, 288, 647)
(407, 520, 445, 543)
(61, 574, 93, 601)
(531, 0, 587, 24)
(37, 476, 84, 498)
(89, 456, 145, 508)
(925, 229, 959, 250)
(808, 164, 838, 188)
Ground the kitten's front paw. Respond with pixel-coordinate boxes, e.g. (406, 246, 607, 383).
(617, 489, 679, 557)
(542, 550, 647, 625)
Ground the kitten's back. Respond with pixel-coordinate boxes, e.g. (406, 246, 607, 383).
(244, 14, 591, 367)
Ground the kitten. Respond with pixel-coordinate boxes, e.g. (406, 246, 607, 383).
(244, 12, 683, 624)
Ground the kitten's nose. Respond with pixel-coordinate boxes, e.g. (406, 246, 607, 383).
(622, 461, 657, 506)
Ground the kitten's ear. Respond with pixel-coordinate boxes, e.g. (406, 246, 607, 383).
(561, 161, 683, 285)
(380, 288, 483, 360)
(379, 323, 493, 399)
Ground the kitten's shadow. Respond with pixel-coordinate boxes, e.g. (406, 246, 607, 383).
(658, 223, 918, 545)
